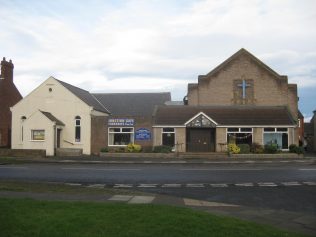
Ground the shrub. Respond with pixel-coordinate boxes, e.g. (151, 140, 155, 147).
(153, 145, 173, 153)
(127, 143, 142, 153)
(100, 147, 109, 153)
(289, 144, 304, 154)
(289, 144, 297, 153)
(227, 143, 240, 154)
(264, 144, 279, 154)
(250, 143, 264, 154)
(238, 144, 250, 154)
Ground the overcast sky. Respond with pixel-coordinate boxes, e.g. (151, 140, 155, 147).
(1, 0, 315, 120)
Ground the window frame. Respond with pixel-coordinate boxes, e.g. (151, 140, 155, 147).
(108, 127, 134, 146)
(161, 127, 175, 147)
(263, 127, 289, 150)
(226, 127, 253, 145)
(31, 129, 45, 141)
(75, 116, 81, 143)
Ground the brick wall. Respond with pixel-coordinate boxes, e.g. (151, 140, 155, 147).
(90, 116, 107, 155)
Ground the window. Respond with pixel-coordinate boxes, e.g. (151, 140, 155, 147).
(108, 127, 134, 146)
(31, 130, 45, 141)
(263, 128, 288, 150)
(75, 116, 81, 142)
(162, 128, 175, 147)
(227, 128, 253, 145)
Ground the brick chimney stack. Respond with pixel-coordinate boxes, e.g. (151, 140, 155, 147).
(0, 57, 14, 83)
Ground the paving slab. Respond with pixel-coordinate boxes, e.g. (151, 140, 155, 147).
(108, 195, 133, 202)
(128, 195, 155, 204)
(183, 198, 239, 207)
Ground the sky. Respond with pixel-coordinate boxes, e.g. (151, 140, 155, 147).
(0, 0, 315, 120)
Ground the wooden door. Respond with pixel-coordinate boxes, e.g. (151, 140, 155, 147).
(187, 128, 215, 152)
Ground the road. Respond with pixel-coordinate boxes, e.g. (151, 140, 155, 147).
(1, 162, 316, 215)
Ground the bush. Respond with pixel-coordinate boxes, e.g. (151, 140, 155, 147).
(264, 144, 279, 154)
(250, 143, 264, 154)
(100, 147, 109, 153)
(153, 145, 173, 153)
(227, 143, 240, 154)
(289, 144, 304, 154)
(289, 144, 297, 153)
(127, 143, 142, 153)
(238, 144, 250, 154)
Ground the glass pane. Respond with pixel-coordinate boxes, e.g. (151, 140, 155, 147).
(227, 133, 252, 145)
(109, 128, 120, 132)
(163, 128, 174, 133)
(75, 127, 81, 142)
(277, 128, 288, 132)
(32, 130, 45, 140)
(76, 120, 80, 126)
(264, 128, 275, 132)
(240, 128, 252, 132)
(227, 128, 239, 132)
(113, 133, 132, 145)
(162, 133, 175, 147)
(122, 128, 132, 132)
(282, 133, 288, 149)
(264, 133, 282, 148)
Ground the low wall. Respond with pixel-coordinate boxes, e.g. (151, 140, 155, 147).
(230, 153, 303, 159)
(100, 152, 175, 158)
(0, 149, 46, 158)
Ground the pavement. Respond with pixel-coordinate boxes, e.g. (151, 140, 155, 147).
(2, 153, 316, 165)
(1, 186, 316, 236)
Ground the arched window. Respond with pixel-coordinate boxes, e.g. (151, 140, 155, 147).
(20, 116, 26, 142)
(75, 116, 81, 142)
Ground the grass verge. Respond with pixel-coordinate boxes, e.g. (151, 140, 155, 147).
(0, 180, 141, 196)
(0, 198, 307, 237)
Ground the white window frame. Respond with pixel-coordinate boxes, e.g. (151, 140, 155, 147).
(31, 129, 45, 141)
(75, 116, 81, 143)
(108, 127, 134, 146)
(263, 127, 289, 150)
(226, 127, 253, 143)
(161, 128, 176, 147)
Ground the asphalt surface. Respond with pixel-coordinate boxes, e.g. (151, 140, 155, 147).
(1, 162, 316, 216)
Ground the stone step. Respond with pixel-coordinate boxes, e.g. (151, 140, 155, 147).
(56, 148, 83, 157)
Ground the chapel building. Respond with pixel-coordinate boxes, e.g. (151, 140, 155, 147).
(153, 48, 301, 152)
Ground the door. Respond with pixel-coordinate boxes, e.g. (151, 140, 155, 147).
(56, 129, 62, 148)
(187, 128, 215, 152)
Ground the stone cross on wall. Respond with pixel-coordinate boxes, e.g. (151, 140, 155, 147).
(237, 79, 251, 99)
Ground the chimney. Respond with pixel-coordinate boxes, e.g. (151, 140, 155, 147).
(0, 57, 14, 83)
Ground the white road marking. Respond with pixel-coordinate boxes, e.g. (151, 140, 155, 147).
(0, 166, 28, 169)
(235, 183, 254, 187)
(65, 183, 82, 186)
(257, 182, 278, 187)
(113, 184, 133, 188)
(87, 184, 105, 188)
(161, 184, 182, 188)
(186, 183, 205, 188)
(210, 183, 228, 187)
(137, 184, 158, 188)
(302, 181, 316, 186)
(180, 169, 262, 171)
(281, 182, 302, 186)
(62, 168, 140, 171)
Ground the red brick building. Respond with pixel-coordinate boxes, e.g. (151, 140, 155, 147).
(0, 57, 22, 147)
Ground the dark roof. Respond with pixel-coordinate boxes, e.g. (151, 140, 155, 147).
(93, 93, 171, 116)
(40, 111, 65, 126)
(153, 106, 296, 126)
(298, 110, 304, 119)
(56, 79, 109, 114)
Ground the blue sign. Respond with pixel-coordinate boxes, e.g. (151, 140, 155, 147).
(108, 118, 134, 126)
(135, 128, 151, 141)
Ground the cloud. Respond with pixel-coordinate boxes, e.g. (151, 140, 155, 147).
(0, 0, 315, 114)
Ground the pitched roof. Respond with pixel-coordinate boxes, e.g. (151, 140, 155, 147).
(56, 79, 109, 114)
(40, 111, 65, 126)
(199, 48, 286, 82)
(153, 105, 296, 126)
(93, 93, 171, 116)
